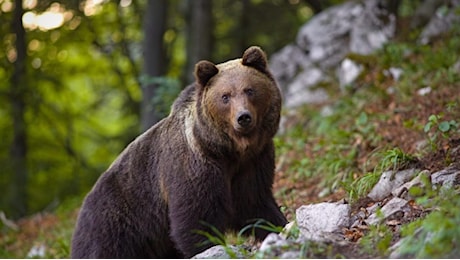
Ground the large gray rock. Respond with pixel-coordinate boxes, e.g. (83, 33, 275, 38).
(296, 0, 395, 66)
(269, 44, 312, 92)
(349, 0, 395, 55)
(269, 0, 396, 109)
(269, 45, 329, 108)
(296, 202, 350, 242)
(296, 1, 361, 68)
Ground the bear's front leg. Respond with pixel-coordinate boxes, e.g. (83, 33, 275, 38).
(231, 143, 288, 240)
(167, 169, 233, 258)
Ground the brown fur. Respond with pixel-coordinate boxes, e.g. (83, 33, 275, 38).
(71, 46, 287, 258)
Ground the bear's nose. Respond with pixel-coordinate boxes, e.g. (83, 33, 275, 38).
(237, 111, 252, 127)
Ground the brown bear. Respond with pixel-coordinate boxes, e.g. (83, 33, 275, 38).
(71, 46, 287, 258)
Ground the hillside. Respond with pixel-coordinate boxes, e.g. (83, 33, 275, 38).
(1, 34, 460, 258)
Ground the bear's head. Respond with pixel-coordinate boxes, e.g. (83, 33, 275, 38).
(194, 46, 281, 155)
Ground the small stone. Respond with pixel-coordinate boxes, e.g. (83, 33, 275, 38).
(366, 197, 409, 225)
(417, 86, 432, 96)
(368, 169, 419, 201)
(431, 165, 460, 189)
(392, 170, 430, 199)
(192, 245, 245, 259)
(337, 58, 363, 88)
(259, 233, 289, 252)
(296, 202, 350, 242)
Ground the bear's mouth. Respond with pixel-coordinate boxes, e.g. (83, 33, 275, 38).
(233, 124, 255, 136)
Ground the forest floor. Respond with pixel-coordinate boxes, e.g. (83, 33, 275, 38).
(274, 81, 460, 217)
(273, 81, 460, 258)
(270, 36, 460, 257)
(1, 37, 460, 258)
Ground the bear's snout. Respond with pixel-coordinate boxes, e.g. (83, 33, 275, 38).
(237, 111, 252, 128)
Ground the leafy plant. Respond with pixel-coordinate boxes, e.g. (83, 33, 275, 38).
(424, 114, 459, 151)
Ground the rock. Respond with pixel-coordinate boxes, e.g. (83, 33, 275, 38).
(269, 45, 329, 109)
(26, 244, 46, 258)
(269, 44, 312, 92)
(349, 0, 396, 55)
(389, 227, 424, 258)
(392, 170, 430, 199)
(410, 0, 446, 29)
(283, 69, 329, 108)
(280, 221, 296, 239)
(296, 202, 350, 242)
(259, 233, 289, 252)
(192, 245, 246, 259)
(366, 197, 409, 225)
(368, 169, 419, 201)
(337, 58, 363, 89)
(269, 0, 396, 109)
(383, 67, 404, 81)
(417, 86, 432, 96)
(452, 60, 460, 74)
(296, 0, 395, 67)
(431, 165, 460, 190)
(257, 233, 303, 258)
(418, 0, 460, 44)
(296, 1, 361, 68)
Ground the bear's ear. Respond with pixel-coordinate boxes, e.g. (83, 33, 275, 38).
(242, 46, 269, 74)
(194, 60, 219, 88)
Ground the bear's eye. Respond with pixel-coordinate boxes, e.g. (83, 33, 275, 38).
(222, 94, 230, 104)
(245, 88, 255, 97)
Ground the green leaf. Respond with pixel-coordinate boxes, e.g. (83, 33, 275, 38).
(438, 121, 451, 132)
(424, 122, 433, 133)
(428, 114, 438, 123)
(357, 112, 368, 125)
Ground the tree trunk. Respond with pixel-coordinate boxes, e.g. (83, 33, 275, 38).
(183, 0, 213, 85)
(9, 0, 28, 219)
(141, 0, 168, 131)
(236, 0, 250, 57)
